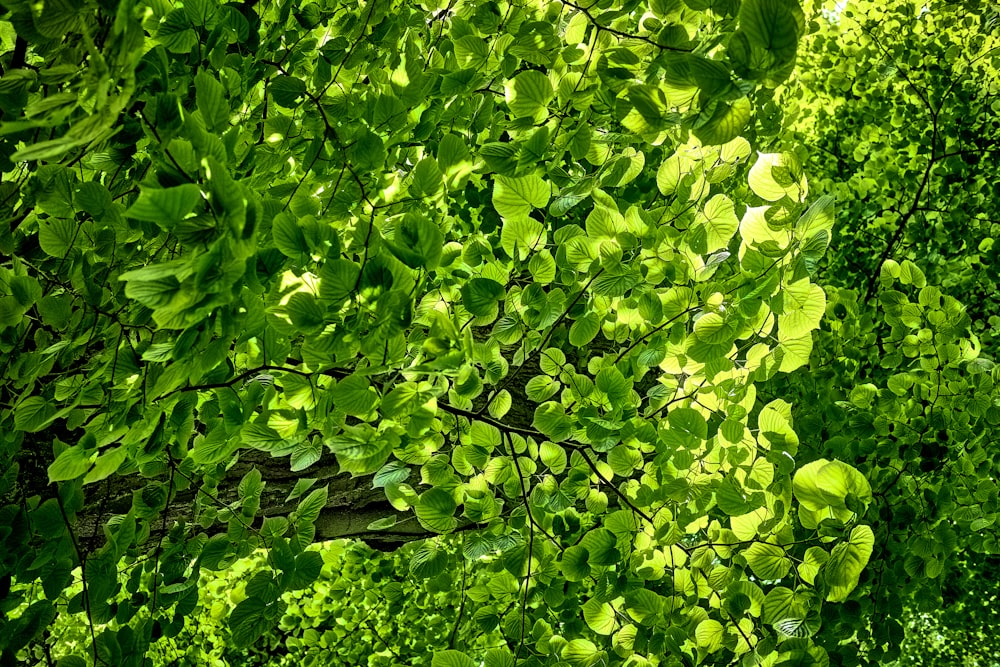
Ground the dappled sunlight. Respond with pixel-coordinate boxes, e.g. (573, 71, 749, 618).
(1, 0, 998, 665)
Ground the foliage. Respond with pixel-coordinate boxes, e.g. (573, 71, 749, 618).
(769, 1, 1000, 663)
(10, 538, 501, 666)
(0, 0, 998, 665)
(889, 555, 1000, 667)
(787, 0, 1000, 320)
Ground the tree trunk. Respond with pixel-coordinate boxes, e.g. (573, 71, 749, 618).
(7, 340, 622, 555)
(11, 446, 435, 555)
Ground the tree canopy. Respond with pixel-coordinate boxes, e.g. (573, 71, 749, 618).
(1, 0, 999, 665)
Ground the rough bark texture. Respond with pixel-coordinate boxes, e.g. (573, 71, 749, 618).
(12, 445, 434, 554)
(7, 335, 635, 556)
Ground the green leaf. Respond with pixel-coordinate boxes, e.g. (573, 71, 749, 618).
(319, 259, 360, 308)
(528, 249, 557, 283)
(739, 0, 801, 62)
(242, 423, 286, 452)
(330, 375, 379, 416)
(272, 213, 311, 262)
(35, 0, 81, 38)
(774, 616, 816, 638)
(583, 598, 616, 635)
(409, 158, 444, 200)
(562, 638, 604, 667)
(351, 130, 387, 171)
(195, 70, 229, 133)
(826, 525, 875, 602)
(480, 143, 519, 175)
(505, 70, 553, 119)
(625, 588, 664, 622)
(488, 390, 512, 419)
(601, 148, 645, 188)
(437, 133, 474, 185)
(582, 528, 619, 567)
(762, 586, 806, 625)
(796, 194, 835, 239)
(696, 194, 740, 253)
(270, 76, 307, 108)
(716, 479, 752, 516)
(366, 516, 397, 530)
(561, 545, 591, 581)
(34, 296, 69, 331)
(776, 334, 813, 373)
(48, 445, 94, 483)
(591, 271, 640, 297)
(595, 366, 631, 404)
(664, 408, 707, 449)
(493, 174, 549, 219)
(126, 185, 203, 229)
(798, 546, 830, 586)
(230, 597, 283, 648)
(191, 430, 238, 464)
(533, 402, 574, 441)
(183, 0, 218, 25)
(483, 648, 516, 667)
(410, 542, 449, 578)
(38, 218, 78, 257)
(415, 487, 458, 533)
(540, 441, 567, 473)
(744, 542, 791, 580)
(657, 152, 690, 196)
(539, 347, 567, 375)
(526, 375, 560, 402)
(286, 478, 317, 503)
(373, 461, 410, 488)
(156, 9, 198, 53)
(288, 551, 323, 590)
(290, 439, 322, 472)
(748, 152, 806, 202)
(792, 459, 872, 512)
(238, 468, 264, 501)
(83, 447, 127, 485)
(9, 276, 41, 307)
(296, 486, 328, 525)
(0, 297, 23, 329)
(432, 650, 477, 667)
(570, 313, 601, 347)
(15, 396, 56, 432)
(500, 215, 545, 261)
(777, 279, 826, 340)
(694, 97, 751, 146)
(461, 278, 505, 317)
(285, 292, 325, 332)
(628, 84, 670, 130)
(385, 213, 444, 269)
(695, 618, 725, 652)
(328, 429, 393, 475)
